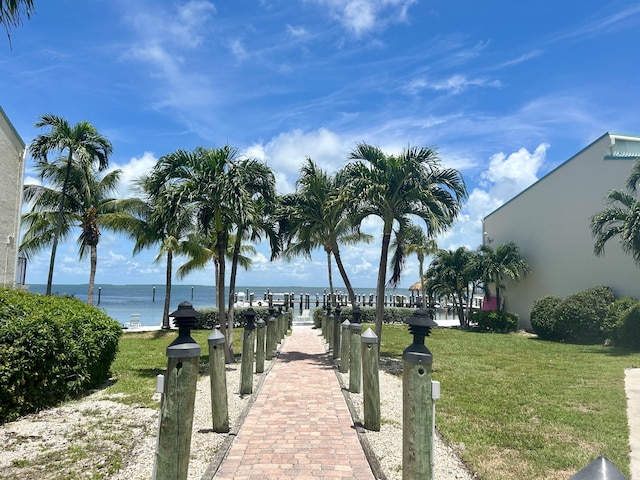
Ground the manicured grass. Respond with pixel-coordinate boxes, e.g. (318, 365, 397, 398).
(107, 329, 242, 407)
(374, 323, 640, 480)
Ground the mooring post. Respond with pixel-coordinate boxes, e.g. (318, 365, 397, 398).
(266, 307, 276, 360)
(207, 328, 229, 433)
(361, 328, 380, 431)
(154, 301, 201, 480)
(339, 319, 351, 373)
(402, 309, 438, 480)
(332, 305, 342, 360)
(327, 307, 335, 351)
(349, 321, 362, 393)
(240, 308, 257, 395)
(255, 315, 266, 374)
(322, 306, 330, 340)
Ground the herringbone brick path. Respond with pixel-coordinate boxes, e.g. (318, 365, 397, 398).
(214, 325, 375, 479)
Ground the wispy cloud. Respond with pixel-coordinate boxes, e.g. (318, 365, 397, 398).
(405, 74, 502, 95)
(550, 4, 640, 43)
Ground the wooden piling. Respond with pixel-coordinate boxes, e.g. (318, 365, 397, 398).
(361, 328, 380, 431)
(339, 320, 351, 373)
(255, 318, 266, 373)
(349, 323, 362, 393)
(207, 329, 229, 433)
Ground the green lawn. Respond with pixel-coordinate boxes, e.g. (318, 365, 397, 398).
(107, 325, 640, 479)
(374, 323, 640, 480)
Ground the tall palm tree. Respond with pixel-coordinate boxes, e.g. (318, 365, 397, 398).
(343, 144, 467, 341)
(426, 247, 474, 328)
(130, 179, 196, 329)
(389, 223, 438, 307)
(478, 242, 530, 312)
(147, 146, 274, 362)
(20, 159, 138, 305)
(29, 114, 112, 295)
(280, 158, 372, 307)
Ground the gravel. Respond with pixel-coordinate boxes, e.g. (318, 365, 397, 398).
(0, 331, 476, 479)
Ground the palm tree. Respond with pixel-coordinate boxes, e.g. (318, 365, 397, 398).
(147, 146, 274, 362)
(130, 179, 196, 329)
(20, 158, 138, 304)
(426, 247, 474, 328)
(343, 144, 467, 341)
(280, 158, 372, 308)
(389, 223, 438, 307)
(1, 0, 34, 44)
(477, 242, 530, 312)
(29, 114, 112, 295)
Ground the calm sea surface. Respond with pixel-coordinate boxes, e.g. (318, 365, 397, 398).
(26, 284, 389, 326)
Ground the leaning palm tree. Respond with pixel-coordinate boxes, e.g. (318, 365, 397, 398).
(343, 144, 467, 342)
(280, 158, 372, 308)
(592, 160, 640, 266)
(29, 114, 112, 295)
(20, 158, 138, 305)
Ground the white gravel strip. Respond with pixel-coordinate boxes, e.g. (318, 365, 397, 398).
(0, 330, 476, 480)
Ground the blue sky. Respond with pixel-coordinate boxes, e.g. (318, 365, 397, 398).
(2, 0, 640, 290)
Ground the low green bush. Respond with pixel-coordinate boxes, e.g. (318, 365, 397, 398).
(470, 310, 519, 332)
(312, 305, 415, 326)
(609, 300, 640, 349)
(197, 306, 287, 329)
(604, 298, 639, 344)
(555, 286, 615, 344)
(0, 288, 121, 424)
(530, 295, 563, 340)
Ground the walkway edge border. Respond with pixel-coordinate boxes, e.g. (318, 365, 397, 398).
(330, 349, 389, 480)
(200, 339, 284, 480)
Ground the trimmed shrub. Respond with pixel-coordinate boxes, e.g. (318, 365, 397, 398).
(471, 310, 519, 332)
(554, 286, 616, 344)
(605, 299, 640, 348)
(530, 295, 563, 341)
(0, 288, 121, 424)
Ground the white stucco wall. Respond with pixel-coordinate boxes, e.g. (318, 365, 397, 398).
(0, 107, 26, 287)
(483, 133, 640, 329)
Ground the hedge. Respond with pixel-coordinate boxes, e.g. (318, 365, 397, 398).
(0, 288, 121, 424)
(470, 310, 519, 332)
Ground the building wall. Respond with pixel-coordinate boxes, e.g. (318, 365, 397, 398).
(483, 133, 640, 329)
(0, 107, 26, 287)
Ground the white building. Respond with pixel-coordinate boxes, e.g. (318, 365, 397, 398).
(483, 132, 640, 330)
(0, 106, 26, 287)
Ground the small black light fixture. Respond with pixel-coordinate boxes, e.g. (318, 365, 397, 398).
(404, 308, 438, 358)
(244, 307, 257, 331)
(351, 305, 362, 324)
(167, 300, 201, 353)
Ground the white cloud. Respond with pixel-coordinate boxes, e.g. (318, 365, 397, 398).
(286, 24, 309, 38)
(406, 74, 502, 95)
(309, 0, 417, 36)
(110, 151, 158, 198)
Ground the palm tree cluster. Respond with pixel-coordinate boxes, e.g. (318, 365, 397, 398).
(21, 113, 476, 353)
(424, 242, 530, 328)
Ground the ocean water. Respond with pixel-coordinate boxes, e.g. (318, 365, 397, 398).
(26, 284, 391, 326)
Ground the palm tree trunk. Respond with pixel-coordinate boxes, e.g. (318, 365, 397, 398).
(46, 152, 74, 295)
(216, 232, 233, 363)
(332, 244, 357, 307)
(162, 250, 172, 329)
(326, 249, 335, 306)
(375, 221, 393, 343)
(418, 256, 426, 308)
(227, 235, 243, 360)
(87, 244, 97, 305)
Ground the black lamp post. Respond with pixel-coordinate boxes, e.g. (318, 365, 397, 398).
(352, 305, 362, 324)
(168, 301, 201, 349)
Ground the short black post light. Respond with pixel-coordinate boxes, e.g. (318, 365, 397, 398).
(332, 304, 342, 360)
(240, 307, 257, 395)
(266, 306, 276, 360)
(155, 301, 201, 480)
(402, 308, 438, 480)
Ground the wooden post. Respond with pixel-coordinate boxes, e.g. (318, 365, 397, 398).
(255, 317, 266, 373)
(207, 329, 229, 433)
(402, 309, 437, 480)
(322, 307, 329, 340)
(155, 338, 200, 480)
(361, 328, 380, 431)
(327, 310, 335, 351)
(266, 309, 276, 360)
(349, 322, 362, 393)
(339, 319, 351, 373)
(332, 306, 342, 360)
(240, 309, 257, 395)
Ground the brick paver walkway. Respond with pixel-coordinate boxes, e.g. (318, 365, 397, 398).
(214, 325, 375, 479)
